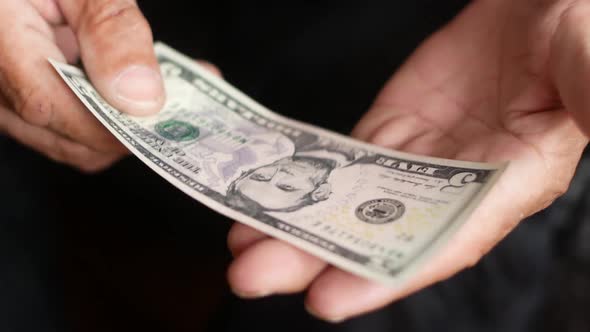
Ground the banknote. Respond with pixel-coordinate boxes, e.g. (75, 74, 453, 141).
(49, 43, 506, 285)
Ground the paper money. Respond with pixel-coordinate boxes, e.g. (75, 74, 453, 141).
(50, 43, 505, 285)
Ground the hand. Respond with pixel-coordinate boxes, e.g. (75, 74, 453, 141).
(0, 0, 165, 172)
(226, 0, 590, 322)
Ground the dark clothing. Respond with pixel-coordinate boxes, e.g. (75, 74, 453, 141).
(2, 1, 589, 331)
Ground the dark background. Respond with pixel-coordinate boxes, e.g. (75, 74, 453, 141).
(1, 1, 590, 331)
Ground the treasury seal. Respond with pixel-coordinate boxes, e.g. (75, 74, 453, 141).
(355, 199, 405, 224)
(155, 120, 200, 142)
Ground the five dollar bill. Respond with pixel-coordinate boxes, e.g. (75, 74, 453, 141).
(50, 43, 506, 285)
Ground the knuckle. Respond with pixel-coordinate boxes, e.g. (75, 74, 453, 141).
(463, 251, 482, 269)
(15, 86, 53, 127)
(29, 0, 64, 24)
(52, 138, 90, 169)
(72, 151, 114, 173)
(82, 0, 150, 36)
(541, 177, 571, 209)
(551, 185, 569, 202)
(63, 145, 110, 173)
(52, 135, 71, 161)
(539, 185, 569, 211)
(456, 243, 488, 270)
(46, 135, 68, 164)
(559, 2, 589, 27)
(555, 2, 590, 51)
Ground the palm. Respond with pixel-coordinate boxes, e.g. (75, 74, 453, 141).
(356, 0, 586, 220)
(227, 0, 589, 321)
(357, 13, 554, 165)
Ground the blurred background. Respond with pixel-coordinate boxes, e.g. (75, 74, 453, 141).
(1, 0, 590, 331)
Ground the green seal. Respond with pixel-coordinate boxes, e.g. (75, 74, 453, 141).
(155, 120, 199, 142)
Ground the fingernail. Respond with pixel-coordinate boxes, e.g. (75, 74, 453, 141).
(113, 65, 164, 114)
(305, 303, 346, 324)
(232, 288, 272, 299)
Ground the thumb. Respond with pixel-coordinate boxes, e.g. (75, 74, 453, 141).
(552, 2, 590, 137)
(57, 0, 165, 116)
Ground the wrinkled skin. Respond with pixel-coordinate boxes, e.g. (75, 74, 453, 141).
(0, 0, 165, 172)
(0, 0, 224, 171)
(226, 0, 590, 322)
(2, 0, 589, 325)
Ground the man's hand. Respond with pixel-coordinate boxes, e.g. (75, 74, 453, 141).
(0, 0, 165, 172)
(226, 0, 590, 322)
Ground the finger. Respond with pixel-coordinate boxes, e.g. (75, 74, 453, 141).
(305, 253, 467, 323)
(28, 0, 64, 25)
(350, 105, 400, 142)
(551, 1, 590, 137)
(350, 75, 419, 142)
(353, 110, 459, 158)
(304, 232, 483, 322)
(227, 239, 327, 298)
(57, 0, 165, 116)
(305, 176, 502, 322)
(0, 106, 123, 172)
(307, 131, 584, 321)
(305, 268, 394, 323)
(227, 223, 268, 257)
(54, 26, 79, 64)
(197, 60, 222, 78)
(0, 1, 126, 155)
(306, 227, 498, 323)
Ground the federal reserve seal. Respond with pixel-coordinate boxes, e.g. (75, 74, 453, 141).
(355, 199, 405, 224)
(155, 120, 199, 142)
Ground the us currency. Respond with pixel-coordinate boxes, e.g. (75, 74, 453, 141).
(50, 43, 505, 285)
